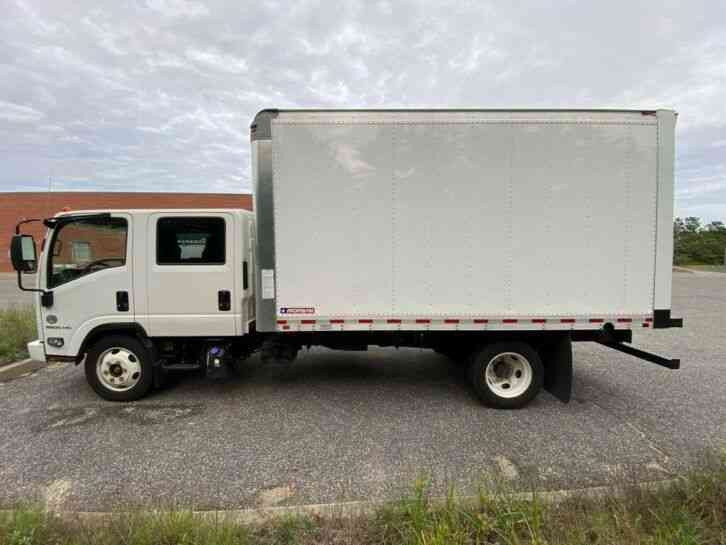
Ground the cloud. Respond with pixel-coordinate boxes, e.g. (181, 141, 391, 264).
(0, 100, 45, 123)
(0, 0, 724, 221)
(185, 48, 249, 74)
(143, 0, 209, 18)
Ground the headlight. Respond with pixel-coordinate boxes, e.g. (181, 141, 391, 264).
(47, 337, 64, 348)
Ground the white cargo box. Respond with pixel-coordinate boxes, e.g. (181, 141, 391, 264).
(251, 109, 676, 333)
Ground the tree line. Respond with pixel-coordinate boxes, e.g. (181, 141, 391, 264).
(673, 217, 726, 265)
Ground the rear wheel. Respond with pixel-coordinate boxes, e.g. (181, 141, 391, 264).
(468, 342, 543, 409)
(85, 335, 153, 401)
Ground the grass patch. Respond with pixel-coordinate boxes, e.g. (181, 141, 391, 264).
(1, 455, 724, 545)
(0, 306, 37, 366)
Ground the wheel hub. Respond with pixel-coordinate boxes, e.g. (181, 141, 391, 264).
(484, 352, 533, 399)
(492, 360, 513, 380)
(96, 347, 142, 392)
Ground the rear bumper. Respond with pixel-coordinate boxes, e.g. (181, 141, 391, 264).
(653, 309, 684, 329)
(27, 340, 46, 363)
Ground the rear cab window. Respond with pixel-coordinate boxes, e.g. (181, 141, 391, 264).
(156, 217, 226, 265)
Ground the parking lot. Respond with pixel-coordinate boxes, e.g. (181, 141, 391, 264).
(0, 271, 724, 512)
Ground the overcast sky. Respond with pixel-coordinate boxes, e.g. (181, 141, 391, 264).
(1, 0, 724, 221)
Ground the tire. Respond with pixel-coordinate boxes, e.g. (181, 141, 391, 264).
(468, 342, 543, 409)
(84, 335, 153, 401)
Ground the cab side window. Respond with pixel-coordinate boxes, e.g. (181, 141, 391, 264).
(156, 217, 226, 265)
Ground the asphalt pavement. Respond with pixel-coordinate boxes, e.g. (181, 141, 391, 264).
(0, 272, 724, 511)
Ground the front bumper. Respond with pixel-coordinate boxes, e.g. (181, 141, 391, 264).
(27, 340, 46, 363)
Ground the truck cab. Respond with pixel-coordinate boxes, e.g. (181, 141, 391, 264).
(12, 209, 256, 400)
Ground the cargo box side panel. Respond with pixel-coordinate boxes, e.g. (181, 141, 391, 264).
(272, 123, 394, 317)
(271, 112, 659, 323)
(508, 122, 657, 316)
(393, 123, 511, 315)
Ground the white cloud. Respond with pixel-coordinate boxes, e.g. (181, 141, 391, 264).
(185, 48, 249, 74)
(143, 0, 209, 18)
(13, 0, 65, 36)
(0, 100, 45, 122)
(449, 35, 503, 74)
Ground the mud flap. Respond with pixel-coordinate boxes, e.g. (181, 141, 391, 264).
(540, 333, 573, 403)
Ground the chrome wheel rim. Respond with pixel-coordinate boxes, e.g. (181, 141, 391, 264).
(484, 352, 533, 399)
(96, 347, 142, 392)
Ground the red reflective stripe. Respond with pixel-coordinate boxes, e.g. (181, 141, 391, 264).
(282, 325, 290, 330)
(645, 317, 653, 322)
(330, 319, 345, 324)
(560, 318, 576, 323)
(531, 319, 546, 324)
(277, 320, 287, 324)
(416, 319, 431, 324)
(359, 319, 373, 324)
(301, 319, 316, 324)
(502, 319, 518, 324)
(642, 323, 650, 328)
(617, 318, 632, 323)
(444, 319, 460, 324)
(473, 319, 489, 324)
(589, 318, 604, 323)
(387, 319, 402, 324)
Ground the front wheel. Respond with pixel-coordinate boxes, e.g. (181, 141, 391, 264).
(85, 335, 153, 401)
(468, 342, 543, 409)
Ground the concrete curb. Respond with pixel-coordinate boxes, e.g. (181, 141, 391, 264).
(0, 477, 681, 525)
(179, 478, 683, 524)
(0, 359, 46, 382)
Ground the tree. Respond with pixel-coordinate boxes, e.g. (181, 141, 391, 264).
(684, 217, 701, 233)
(673, 217, 726, 265)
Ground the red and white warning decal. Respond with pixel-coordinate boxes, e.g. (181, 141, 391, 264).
(279, 307, 316, 315)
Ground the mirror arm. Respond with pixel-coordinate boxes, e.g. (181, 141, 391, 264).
(16, 270, 42, 293)
(16, 270, 53, 307)
(15, 218, 43, 235)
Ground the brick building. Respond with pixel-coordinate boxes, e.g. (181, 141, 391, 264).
(0, 192, 252, 272)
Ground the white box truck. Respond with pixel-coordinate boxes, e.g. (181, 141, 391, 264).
(10, 109, 683, 408)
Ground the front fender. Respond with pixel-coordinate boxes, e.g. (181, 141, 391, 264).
(44, 315, 138, 360)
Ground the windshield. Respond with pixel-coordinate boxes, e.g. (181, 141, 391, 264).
(48, 217, 128, 288)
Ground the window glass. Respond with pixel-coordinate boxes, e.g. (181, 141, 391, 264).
(71, 241, 92, 262)
(157, 217, 226, 265)
(49, 217, 128, 288)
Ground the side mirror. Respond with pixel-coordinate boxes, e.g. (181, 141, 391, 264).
(10, 235, 37, 273)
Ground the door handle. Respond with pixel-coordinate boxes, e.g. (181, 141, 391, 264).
(116, 291, 129, 312)
(218, 290, 231, 311)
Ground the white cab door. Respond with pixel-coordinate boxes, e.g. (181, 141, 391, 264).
(41, 213, 134, 358)
(146, 212, 237, 337)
